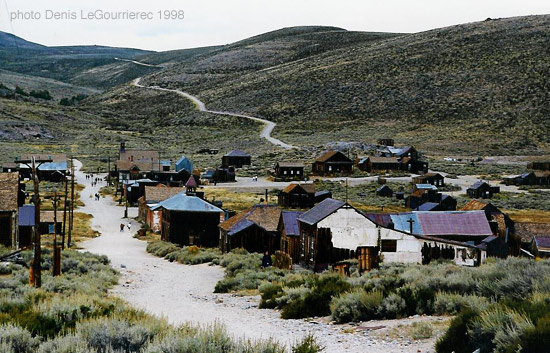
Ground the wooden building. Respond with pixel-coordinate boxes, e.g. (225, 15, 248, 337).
(358, 157, 400, 172)
(17, 154, 67, 182)
(531, 235, 550, 259)
(274, 162, 305, 180)
(39, 211, 63, 235)
(18, 205, 34, 248)
(467, 181, 500, 199)
(219, 205, 281, 254)
(527, 161, 550, 171)
(116, 142, 161, 180)
(222, 150, 251, 168)
(159, 194, 223, 247)
(298, 199, 488, 272)
(279, 211, 304, 264)
(0, 173, 19, 247)
(278, 183, 315, 209)
(312, 151, 353, 176)
(412, 173, 445, 187)
(376, 185, 393, 198)
(138, 186, 185, 232)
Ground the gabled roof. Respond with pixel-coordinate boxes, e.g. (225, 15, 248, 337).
(18, 153, 66, 163)
(144, 186, 185, 203)
(377, 185, 392, 192)
(19, 205, 35, 226)
(460, 199, 492, 211)
(415, 184, 438, 191)
(415, 211, 492, 237)
(116, 160, 161, 172)
(298, 198, 346, 225)
(369, 157, 400, 164)
(315, 151, 352, 163)
(175, 156, 193, 173)
(277, 161, 305, 168)
(281, 211, 303, 236)
(40, 211, 62, 224)
(219, 205, 281, 236)
(468, 180, 489, 190)
(225, 150, 250, 157)
(0, 173, 19, 211)
(157, 193, 223, 213)
(282, 183, 315, 194)
(185, 176, 198, 188)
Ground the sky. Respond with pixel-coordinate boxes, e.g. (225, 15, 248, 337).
(0, 0, 549, 51)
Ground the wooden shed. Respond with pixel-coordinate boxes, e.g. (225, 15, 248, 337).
(274, 161, 305, 180)
(279, 210, 304, 264)
(278, 183, 315, 209)
(312, 151, 353, 176)
(0, 173, 19, 247)
(222, 150, 251, 168)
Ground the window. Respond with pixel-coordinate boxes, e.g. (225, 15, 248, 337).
(381, 240, 397, 252)
(284, 170, 287, 175)
(291, 170, 294, 175)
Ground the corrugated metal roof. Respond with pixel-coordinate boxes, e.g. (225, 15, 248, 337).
(415, 211, 492, 237)
(298, 198, 345, 225)
(158, 194, 223, 213)
(19, 205, 35, 226)
(469, 180, 488, 190)
(37, 162, 67, 171)
(366, 213, 393, 227)
(417, 202, 440, 211)
(534, 235, 550, 249)
(225, 150, 250, 157)
(416, 184, 438, 190)
(175, 156, 193, 173)
(185, 176, 198, 188)
(282, 211, 303, 236)
(228, 219, 254, 236)
(391, 213, 422, 234)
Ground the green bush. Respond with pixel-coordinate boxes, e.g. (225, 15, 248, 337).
(378, 293, 407, 319)
(259, 282, 283, 309)
(0, 324, 39, 353)
(330, 290, 382, 323)
(291, 334, 324, 353)
(411, 321, 434, 340)
(436, 308, 479, 353)
(521, 316, 550, 353)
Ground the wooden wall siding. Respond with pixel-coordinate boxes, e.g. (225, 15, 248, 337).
(162, 210, 220, 247)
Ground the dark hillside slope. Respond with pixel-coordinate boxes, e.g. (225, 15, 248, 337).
(145, 16, 550, 155)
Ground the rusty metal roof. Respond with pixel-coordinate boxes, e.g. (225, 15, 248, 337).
(0, 173, 18, 212)
(415, 211, 492, 237)
(282, 183, 315, 194)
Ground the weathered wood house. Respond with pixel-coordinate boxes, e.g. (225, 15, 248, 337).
(274, 162, 306, 180)
(527, 161, 550, 171)
(39, 211, 63, 235)
(116, 142, 161, 180)
(278, 183, 315, 209)
(298, 199, 488, 272)
(0, 173, 19, 247)
(222, 150, 251, 168)
(358, 157, 400, 172)
(312, 151, 353, 176)
(376, 185, 393, 198)
(17, 154, 67, 182)
(412, 173, 445, 187)
(159, 194, 224, 247)
(18, 205, 34, 248)
(138, 186, 185, 232)
(467, 181, 500, 199)
(531, 235, 550, 259)
(219, 205, 281, 254)
(279, 210, 304, 264)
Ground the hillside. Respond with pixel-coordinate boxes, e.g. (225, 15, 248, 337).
(142, 16, 550, 156)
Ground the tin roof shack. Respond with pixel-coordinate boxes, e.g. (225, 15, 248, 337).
(467, 181, 500, 199)
(18, 205, 34, 248)
(17, 154, 67, 182)
(159, 194, 223, 247)
(222, 150, 251, 169)
(274, 162, 306, 181)
(312, 151, 353, 176)
(527, 161, 550, 171)
(278, 183, 315, 209)
(219, 205, 281, 254)
(314, 190, 332, 203)
(125, 179, 159, 205)
(175, 156, 193, 173)
(412, 173, 445, 187)
(376, 185, 393, 198)
(39, 211, 62, 235)
(138, 186, 185, 232)
(531, 235, 550, 259)
(279, 211, 304, 264)
(298, 199, 487, 272)
(534, 171, 550, 186)
(357, 157, 400, 173)
(149, 169, 192, 186)
(0, 173, 19, 247)
(514, 222, 550, 252)
(460, 200, 515, 249)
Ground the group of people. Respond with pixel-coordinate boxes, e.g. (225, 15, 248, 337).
(119, 223, 131, 232)
(94, 193, 101, 201)
(252, 176, 259, 182)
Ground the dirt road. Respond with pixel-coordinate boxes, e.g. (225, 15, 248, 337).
(132, 78, 295, 150)
(76, 160, 437, 353)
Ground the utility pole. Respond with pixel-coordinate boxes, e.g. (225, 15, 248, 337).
(107, 155, 111, 186)
(31, 157, 41, 287)
(61, 176, 68, 250)
(52, 191, 61, 276)
(16, 155, 52, 288)
(68, 158, 75, 248)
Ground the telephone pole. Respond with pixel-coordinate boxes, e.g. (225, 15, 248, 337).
(52, 191, 61, 276)
(68, 158, 75, 248)
(61, 176, 68, 250)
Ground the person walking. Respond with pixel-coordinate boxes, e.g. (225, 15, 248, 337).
(127, 222, 131, 231)
(120, 223, 124, 232)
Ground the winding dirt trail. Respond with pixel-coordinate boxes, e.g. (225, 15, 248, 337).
(132, 77, 295, 149)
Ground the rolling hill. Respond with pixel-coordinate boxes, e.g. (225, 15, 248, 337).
(142, 16, 550, 156)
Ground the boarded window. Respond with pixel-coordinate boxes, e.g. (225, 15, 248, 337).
(381, 240, 397, 252)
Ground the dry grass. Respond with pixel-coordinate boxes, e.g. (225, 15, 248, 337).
(506, 210, 550, 224)
(203, 187, 265, 211)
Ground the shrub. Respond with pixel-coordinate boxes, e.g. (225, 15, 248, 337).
(378, 293, 406, 319)
(259, 282, 283, 309)
(330, 290, 382, 323)
(521, 316, 550, 353)
(291, 334, 324, 353)
(436, 308, 479, 353)
(0, 324, 39, 353)
(433, 292, 490, 315)
(411, 321, 434, 340)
